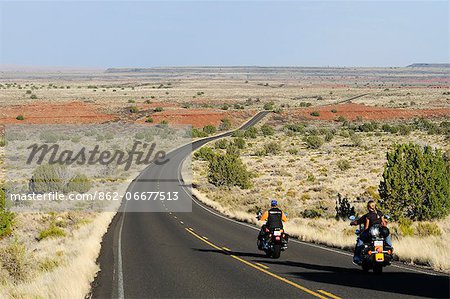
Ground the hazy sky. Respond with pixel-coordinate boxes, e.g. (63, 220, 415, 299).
(0, 1, 448, 68)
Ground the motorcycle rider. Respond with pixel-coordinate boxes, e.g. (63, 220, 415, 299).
(257, 199, 288, 249)
(351, 200, 392, 264)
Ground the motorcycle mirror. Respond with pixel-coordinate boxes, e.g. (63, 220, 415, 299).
(284, 212, 288, 216)
(384, 214, 390, 220)
(349, 215, 356, 221)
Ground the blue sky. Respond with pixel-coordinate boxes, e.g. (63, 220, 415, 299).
(0, 1, 448, 68)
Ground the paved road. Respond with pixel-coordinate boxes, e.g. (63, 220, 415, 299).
(91, 111, 449, 299)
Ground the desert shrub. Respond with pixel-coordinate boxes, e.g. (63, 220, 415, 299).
(30, 94, 37, 99)
(287, 148, 298, 155)
(231, 130, 245, 138)
(331, 109, 337, 113)
(40, 131, 60, 143)
(0, 138, 6, 147)
(219, 118, 231, 131)
(233, 137, 246, 149)
(336, 115, 347, 122)
(0, 240, 31, 282)
(324, 131, 334, 142)
(260, 124, 274, 136)
(359, 122, 378, 132)
(302, 208, 322, 218)
(335, 193, 355, 220)
(203, 125, 217, 135)
(243, 127, 258, 138)
(264, 141, 281, 155)
(285, 123, 305, 133)
(128, 99, 135, 103)
(0, 187, 14, 239)
(145, 117, 154, 123)
(214, 139, 228, 149)
(191, 128, 208, 138)
(194, 146, 215, 162)
(304, 135, 324, 149)
(25, 90, 32, 94)
(299, 102, 312, 107)
(416, 222, 442, 237)
(29, 164, 68, 193)
(310, 111, 320, 117)
(350, 134, 363, 147)
(16, 115, 25, 120)
(379, 143, 450, 221)
(208, 153, 252, 189)
(337, 159, 351, 171)
(66, 173, 92, 193)
(234, 103, 244, 110)
(221, 104, 229, 110)
(263, 102, 274, 110)
(398, 124, 412, 135)
(154, 107, 163, 112)
(38, 223, 66, 240)
(398, 218, 414, 236)
(226, 145, 241, 156)
(129, 106, 139, 113)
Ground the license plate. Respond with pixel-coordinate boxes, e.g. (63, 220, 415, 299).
(375, 253, 384, 262)
(274, 231, 281, 236)
(374, 241, 383, 248)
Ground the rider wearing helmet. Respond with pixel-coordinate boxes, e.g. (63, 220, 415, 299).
(257, 200, 287, 249)
(351, 200, 392, 264)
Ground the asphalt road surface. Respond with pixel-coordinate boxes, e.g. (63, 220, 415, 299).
(92, 111, 449, 299)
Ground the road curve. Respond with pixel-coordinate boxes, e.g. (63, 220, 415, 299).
(91, 111, 449, 299)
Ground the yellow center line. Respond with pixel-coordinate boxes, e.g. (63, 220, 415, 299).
(202, 236, 208, 240)
(222, 247, 231, 251)
(254, 262, 269, 269)
(317, 290, 342, 299)
(184, 228, 328, 299)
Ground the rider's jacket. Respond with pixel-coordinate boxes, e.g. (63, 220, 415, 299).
(260, 207, 287, 230)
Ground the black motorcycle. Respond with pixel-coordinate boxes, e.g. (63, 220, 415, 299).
(350, 215, 393, 274)
(256, 211, 288, 259)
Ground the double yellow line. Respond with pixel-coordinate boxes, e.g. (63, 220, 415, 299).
(185, 228, 341, 299)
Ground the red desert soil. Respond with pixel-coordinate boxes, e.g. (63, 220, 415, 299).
(285, 103, 450, 121)
(148, 109, 256, 128)
(0, 101, 116, 124)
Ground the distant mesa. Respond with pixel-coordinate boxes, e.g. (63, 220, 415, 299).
(407, 63, 450, 68)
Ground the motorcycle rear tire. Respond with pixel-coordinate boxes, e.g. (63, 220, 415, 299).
(272, 244, 281, 259)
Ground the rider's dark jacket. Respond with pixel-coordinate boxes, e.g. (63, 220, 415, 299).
(260, 207, 287, 230)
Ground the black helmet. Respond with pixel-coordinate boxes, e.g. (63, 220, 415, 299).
(379, 226, 390, 238)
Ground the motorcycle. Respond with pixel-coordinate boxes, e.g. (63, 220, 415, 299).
(256, 210, 288, 259)
(350, 215, 393, 274)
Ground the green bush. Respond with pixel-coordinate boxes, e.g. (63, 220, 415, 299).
(263, 102, 274, 110)
(264, 141, 281, 155)
(310, 111, 320, 117)
(416, 222, 442, 237)
(260, 124, 274, 136)
(66, 174, 92, 193)
(350, 134, 363, 147)
(337, 159, 351, 171)
(0, 138, 6, 147)
(154, 107, 163, 112)
(285, 123, 305, 133)
(324, 131, 334, 142)
(38, 224, 66, 240)
(302, 208, 322, 218)
(214, 139, 228, 149)
(243, 127, 258, 139)
(231, 130, 245, 138)
(379, 143, 450, 221)
(30, 94, 37, 99)
(0, 240, 30, 282)
(304, 136, 324, 149)
(0, 187, 14, 239)
(145, 117, 154, 123)
(129, 106, 139, 113)
(191, 128, 208, 138)
(203, 125, 217, 135)
(233, 137, 246, 149)
(194, 146, 215, 162)
(16, 115, 25, 121)
(29, 164, 67, 193)
(208, 153, 252, 189)
(219, 118, 231, 131)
